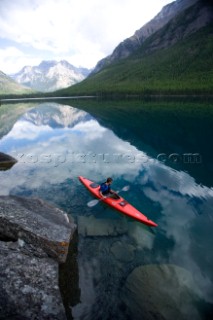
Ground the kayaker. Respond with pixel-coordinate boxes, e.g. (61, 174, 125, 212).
(100, 177, 118, 198)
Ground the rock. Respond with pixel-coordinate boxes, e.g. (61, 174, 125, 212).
(0, 195, 78, 320)
(122, 264, 202, 320)
(0, 195, 76, 263)
(0, 152, 17, 171)
(78, 215, 128, 237)
(110, 241, 135, 262)
(0, 240, 66, 320)
(128, 223, 155, 249)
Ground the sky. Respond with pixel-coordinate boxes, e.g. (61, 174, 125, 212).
(0, 0, 172, 74)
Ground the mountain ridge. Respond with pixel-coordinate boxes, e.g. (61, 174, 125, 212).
(92, 0, 198, 74)
(131, 0, 213, 57)
(58, 0, 213, 95)
(0, 71, 34, 96)
(11, 60, 91, 93)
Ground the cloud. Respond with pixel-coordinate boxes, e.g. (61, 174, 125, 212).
(0, 0, 172, 73)
(0, 46, 43, 74)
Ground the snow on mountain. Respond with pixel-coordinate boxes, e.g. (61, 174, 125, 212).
(10, 60, 91, 92)
(22, 104, 91, 128)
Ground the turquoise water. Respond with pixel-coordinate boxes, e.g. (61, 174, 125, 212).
(0, 101, 213, 319)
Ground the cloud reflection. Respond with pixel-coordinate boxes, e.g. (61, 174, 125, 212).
(0, 103, 145, 194)
(143, 175, 213, 303)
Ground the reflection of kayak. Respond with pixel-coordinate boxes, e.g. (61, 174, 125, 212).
(79, 176, 158, 227)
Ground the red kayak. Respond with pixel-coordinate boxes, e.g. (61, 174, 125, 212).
(78, 176, 157, 227)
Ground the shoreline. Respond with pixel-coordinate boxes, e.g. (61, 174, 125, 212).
(1, 93, 213, 104)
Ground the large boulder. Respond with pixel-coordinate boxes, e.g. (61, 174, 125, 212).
(0, 240, 65, 320)
(0, 196, 76, 263)
(122, 264, 202, 320)
(0, 195, 77, 320)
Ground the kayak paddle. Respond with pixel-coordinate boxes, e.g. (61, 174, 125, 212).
(87, 185, 130, 207)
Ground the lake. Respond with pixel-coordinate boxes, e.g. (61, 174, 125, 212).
(0, 98, 213, 320)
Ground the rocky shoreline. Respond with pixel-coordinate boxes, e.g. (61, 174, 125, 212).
(0, 195, 78, 320)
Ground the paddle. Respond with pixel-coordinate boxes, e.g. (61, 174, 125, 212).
(87, 185, 130, 207)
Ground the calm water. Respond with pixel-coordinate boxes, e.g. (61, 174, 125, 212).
(0, 100, 213, 320)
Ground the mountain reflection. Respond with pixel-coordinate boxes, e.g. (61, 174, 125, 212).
(21, 103, 92, 128)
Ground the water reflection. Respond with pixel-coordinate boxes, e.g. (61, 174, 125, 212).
(0, 102, 212, 319)
(0, 103, 148, 194)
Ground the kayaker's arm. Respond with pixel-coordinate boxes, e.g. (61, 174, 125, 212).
(99, 191, 106, 198)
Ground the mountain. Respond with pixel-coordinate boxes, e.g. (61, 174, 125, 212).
(93, 0, 198, 74)
(0, 71, 33, 96)
(11, 60, 91, 93)
(57, 0, 213, 95)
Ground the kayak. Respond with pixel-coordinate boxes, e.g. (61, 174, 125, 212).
(78, 176, 157, 227)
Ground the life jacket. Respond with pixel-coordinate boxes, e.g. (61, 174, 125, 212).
(100, 182, 110, 194)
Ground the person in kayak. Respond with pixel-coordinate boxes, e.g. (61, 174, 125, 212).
(100, 177, 119, 198)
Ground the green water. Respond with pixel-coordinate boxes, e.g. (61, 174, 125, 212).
(0, 98, 213, 320)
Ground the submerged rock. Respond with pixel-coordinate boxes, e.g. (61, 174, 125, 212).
(122, 264, 202, 320)
(128, 223, 155, 249)
(110, 241, 135, 263)
(0, 152, 17, 171)
(78, 215, 128, 237)
(0, 195, 77, 320)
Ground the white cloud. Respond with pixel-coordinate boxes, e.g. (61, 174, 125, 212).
(0, 0, 172, 73)
(0, 46, 42, 74)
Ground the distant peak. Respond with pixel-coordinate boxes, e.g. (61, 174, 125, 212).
(38, 60, 58, 69)
(59, 60, 73, 67)
(11, 59, 91, 92)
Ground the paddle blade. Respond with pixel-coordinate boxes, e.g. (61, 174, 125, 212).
(87, 199, 99, 207)
(122, 185, 130, 192)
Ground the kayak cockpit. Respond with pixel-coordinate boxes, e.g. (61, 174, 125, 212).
(89, 182, 121, 200)
(119, 200, 128, 207)
(90, 182, 100, 188)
